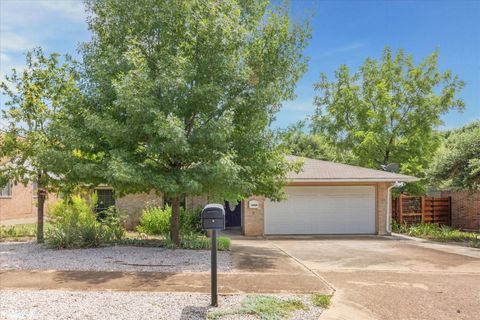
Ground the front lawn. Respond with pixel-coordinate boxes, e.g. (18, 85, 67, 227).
(393, 222, 479, 248)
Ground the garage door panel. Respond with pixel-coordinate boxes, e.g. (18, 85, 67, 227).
(264, 186, 375, 235)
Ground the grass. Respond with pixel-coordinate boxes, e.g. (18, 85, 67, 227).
(118, 234, 231, 251)
(311, 293, 332, 309)
(0, 223, 43, 240)
(208, 295, 306, 320)
(392, 222, 479, 248)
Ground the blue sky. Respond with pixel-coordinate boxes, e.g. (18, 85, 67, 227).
(1, 0, 479, 130)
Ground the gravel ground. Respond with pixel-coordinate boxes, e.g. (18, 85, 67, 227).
(0, 242, 232, 272)
(0, 290, 324, 320)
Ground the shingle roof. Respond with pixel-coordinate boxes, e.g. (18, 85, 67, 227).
(286, 155, 419, 182)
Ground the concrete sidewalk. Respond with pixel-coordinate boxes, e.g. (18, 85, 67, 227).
(0, 269, 331, 294)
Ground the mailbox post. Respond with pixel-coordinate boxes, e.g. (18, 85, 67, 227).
(201, 204, 225, 307)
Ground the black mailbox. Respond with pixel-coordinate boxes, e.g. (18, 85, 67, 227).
(202, 204, 225, 230)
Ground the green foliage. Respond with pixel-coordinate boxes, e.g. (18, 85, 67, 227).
(162, 235, 231, 251)
(393, 222, 479, 247)
(0, 47, 80, 192)
(311, 293, 332, 309)
(429, 121, 480, 190)
(136, 205, 201, 237)
(136, 206, 172, 237)
(45, 195, 125, 249)
(57, 0, 310, 245)
(208, 295, 306, 320)
(312, 47, 465, 193)
(276, 121, 340, 161)
(0, 224, 38, 239)
(0, 48, 82, 241)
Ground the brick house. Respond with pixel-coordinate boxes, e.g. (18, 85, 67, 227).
(186, 156, 418, 236)
(0, 182, 163, 228)
(1, 156, 418, 235)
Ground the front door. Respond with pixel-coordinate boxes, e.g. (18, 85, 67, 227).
(224, 201, 241, 227)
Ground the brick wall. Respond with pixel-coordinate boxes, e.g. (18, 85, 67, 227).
(116, 191, 163, 230)
(0, 182, 56, 225)
(376, 182, 391, 235)
(185, 195, 209, 210)
(441, 190, 480, 231)
(242, 196, 265, 236)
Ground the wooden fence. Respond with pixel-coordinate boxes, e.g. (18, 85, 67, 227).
(392, 195, 452, 225)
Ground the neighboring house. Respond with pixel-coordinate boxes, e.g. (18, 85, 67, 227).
(0, 181, 57, 225)
(0, 183, 163, 228)
(440, 190, 480, 232)
(187, 156, 418, 236)
(1, 155, 418, 234)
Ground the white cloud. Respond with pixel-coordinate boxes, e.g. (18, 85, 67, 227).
(37, 0, 87, 23)
(1, 32, 37, 52)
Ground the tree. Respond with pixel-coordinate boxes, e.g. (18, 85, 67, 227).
(312, 47, 464, 192)
(0, 48, 80, 242)
(429, 121, 480, 190)
(276, 121, 339, 161)
(62, 0, 310, 245)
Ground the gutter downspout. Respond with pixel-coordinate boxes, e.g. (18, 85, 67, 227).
(386, 181, 405, 234)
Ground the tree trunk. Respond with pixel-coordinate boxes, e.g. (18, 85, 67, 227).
(37, 184, 45, 243)
(170, 196, 181, 247)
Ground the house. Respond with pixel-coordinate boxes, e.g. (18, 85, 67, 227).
(1, 156, 417, 234)
(187, 156, 418, 236)
(0, 183, 162, 228)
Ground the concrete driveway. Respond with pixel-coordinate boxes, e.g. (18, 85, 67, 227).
(231, 236, 480, 320)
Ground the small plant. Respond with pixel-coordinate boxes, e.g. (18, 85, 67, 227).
(136, 205, 202, 237)
(45, 195, 125, 249)
(311, 293, 332, 309)
(470, 237, 480, 248)
(208, 295, 306, 320)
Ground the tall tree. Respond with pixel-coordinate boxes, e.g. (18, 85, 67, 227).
(276, 121, 340, 161)
(312, 47, 464, 189)
(0, 48, 80, 242)
(63, 0, 310, 245)
(429, 121, 480, 190)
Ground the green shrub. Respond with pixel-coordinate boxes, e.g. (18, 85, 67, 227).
(393, 222, 479, 247)
(136, 205, 202, 237)
(45, 195, 125, 249)
(136, 206, 171, 237)
(311, 293, 332, 309)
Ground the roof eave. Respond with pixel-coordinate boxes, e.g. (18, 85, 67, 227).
(288, 177, 420, 183)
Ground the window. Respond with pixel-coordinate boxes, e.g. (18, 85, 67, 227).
(95, 188, 115, 212)
(0, 182, 12, 197)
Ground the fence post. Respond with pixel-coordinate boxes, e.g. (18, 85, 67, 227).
(398, 194, 403, 224)
(432, 198, 435, 224)
(448, 196, 452, 226)
(421, 196, 425, 224)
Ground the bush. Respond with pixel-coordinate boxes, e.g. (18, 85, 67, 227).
(393, 222, 479, 247)
(136, 206, 171, 237)
(45, 195, 125, 249)
(136, 205, 202, 237)
(311, 293, 332, 309)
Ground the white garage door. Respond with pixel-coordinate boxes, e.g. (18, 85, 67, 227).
(264, 186, 376, 235)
